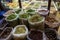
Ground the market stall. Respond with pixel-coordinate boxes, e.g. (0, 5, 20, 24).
(0, 0, 60, 40)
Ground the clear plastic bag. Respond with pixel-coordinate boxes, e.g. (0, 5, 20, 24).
(12, 25, 28, 40)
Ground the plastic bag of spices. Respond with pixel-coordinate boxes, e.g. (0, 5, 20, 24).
(37, 8, 49, 17)
(28, 14, 45, 30)
(19, 12, 30, 28)
(45, 14, 60, 28)
(5, 13, 18, 27)
(27, 29, 47, 40)
(12, 25, 28, 40)
(45, 28, 58, 40)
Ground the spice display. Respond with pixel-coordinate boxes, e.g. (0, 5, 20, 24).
(0, 0, 60, 40)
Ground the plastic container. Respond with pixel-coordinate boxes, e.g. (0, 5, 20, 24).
(0, 27, 13, 40)
(28, 15, 45, 30)
(5, 14, 18, 27)
(27, 29, 47, 40)
(12, 25, 28, 40)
